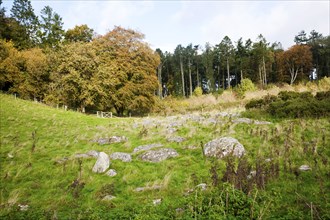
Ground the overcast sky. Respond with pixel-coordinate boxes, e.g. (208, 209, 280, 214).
(2, 0, 329, 52)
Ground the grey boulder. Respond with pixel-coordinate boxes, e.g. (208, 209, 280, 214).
(92, 152, 110, 173)
(204, 137, 245, 158)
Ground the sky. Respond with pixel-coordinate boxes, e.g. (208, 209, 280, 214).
(2, 0, 330, 52)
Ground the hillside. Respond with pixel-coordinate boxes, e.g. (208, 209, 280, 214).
(0, 93, 330, 219)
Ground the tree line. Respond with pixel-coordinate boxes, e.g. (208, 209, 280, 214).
(1, 0, 329, 116)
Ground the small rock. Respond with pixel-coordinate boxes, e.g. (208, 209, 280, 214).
(93, 138, 110, 145)
(247, 170, 256, 179)
(55, 157, 68, 164)
(184, 145, 198, 150)
(92, 152, 110, 173)
(265, 158, 272, 163)
(7, 153, 13, 158)
(106, 169, 117, 177)
(133, 143, 163, 153)
(232, 118, 252, 124)
(86, 150, 99, 158)
(176, 208, 185, 214)
(153, 198, 162, 205)
(102, 195, 116, 201)
(18, 204, 29, 211)
(196, 183, 207, 191)
(74, 153, 90, 159)
(204, 137, 245, 158)
(110, 152, 132, 162)
(167, 136, 186, 143)
(299, 165, 311, 171)
(135, 185, 162, 192)
(109, 136, 128, 144)
(139, 148, 179, 162)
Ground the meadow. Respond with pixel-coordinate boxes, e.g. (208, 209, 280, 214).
(0, 87, 329, 219)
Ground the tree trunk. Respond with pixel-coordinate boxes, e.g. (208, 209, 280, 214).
(196, 65, 200, 87)
(227, 58, 230, 89)
(157, 64, 162, 98)
(263, 56, 267, 87)
(188, 58, 192, 96)
(180, 56, 185, 97)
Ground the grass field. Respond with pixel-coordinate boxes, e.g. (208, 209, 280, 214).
(1, 93, 330, 219)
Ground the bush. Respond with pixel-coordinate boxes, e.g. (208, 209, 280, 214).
(236, 78, 256, 99)
(245, 91, 330, 119)
(193, 87, 203, 97)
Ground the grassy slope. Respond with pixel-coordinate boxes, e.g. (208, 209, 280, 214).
(1, 93, 330, 219)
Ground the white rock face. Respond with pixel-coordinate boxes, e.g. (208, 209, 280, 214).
(204, 137, 245, 158)
(92, 152, 110, 173)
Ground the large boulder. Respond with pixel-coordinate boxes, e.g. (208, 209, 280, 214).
(139, 148, 179, 162)
(110, 152, 132, 162)
(92, 152, 110, 173)
(204, 137, 245, 158)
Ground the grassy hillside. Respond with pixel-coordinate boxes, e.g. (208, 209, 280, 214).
(0, 93, 329, 219)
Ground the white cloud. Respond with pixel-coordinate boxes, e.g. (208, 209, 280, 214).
(200, 1, 329, 49)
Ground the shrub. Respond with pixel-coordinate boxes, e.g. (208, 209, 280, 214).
(236, 78, 256, 98)
(193, 87, 203, 97)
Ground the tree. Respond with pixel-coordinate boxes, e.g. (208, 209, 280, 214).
(279, 45, 313, 84)
(93, 26, 160, 115)
(294, 30, 308, 45)
(218, 36, 234, 89)
(10, 0, 39, 48)
(251, 35, 274, 88)
(173, 44, 186, 96)
(38, 6, 64, 48)
(64, 24, 94, 43)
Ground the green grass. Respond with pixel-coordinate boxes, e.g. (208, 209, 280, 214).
(1, 93, 330, 219)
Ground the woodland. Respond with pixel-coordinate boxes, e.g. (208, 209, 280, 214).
(1, 0, 329, 116)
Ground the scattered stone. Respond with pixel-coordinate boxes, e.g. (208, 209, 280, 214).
(92, 152, 110, 173)
(102, 195, 116, 201)
(265, 158, 272, 163)
(139, 148, 179, 162)
(176, 208, 185, 214)
(133, 143, 163, 153)
(232, 118, 271, 125)
(18, 204, 29, 211)
(167, 128, 177, 134)
(106, 169, 117, 177)
(92, 136, 128, 145)
(86, 150, 99, 158)
(110, 152, 132, 162)
(232, 118, 252, 124)
(184, 145, 198, 150)
(7, 153, 13, 158)
(204, 137, 245, 158)
(135, 185, 162, 192)
(74, 153, 90, 159)
(196, 183, 207, 191)
(167, 136, 186, 143)
(109, 136, 128, 144)
(247, 170, 256, 179)
(299, 165, 311, 171)
(55, 157, 68, 164)
(153, 199, 162, 205)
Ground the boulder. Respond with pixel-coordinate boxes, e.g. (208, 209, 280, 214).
(204, 137, 245, 158)
(106, 169, 117, 177)
(139, 148, 179, 162)
(110, 152, 132, 162)
(92, 152, 110, 173)
(133, 143, 163, 153)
